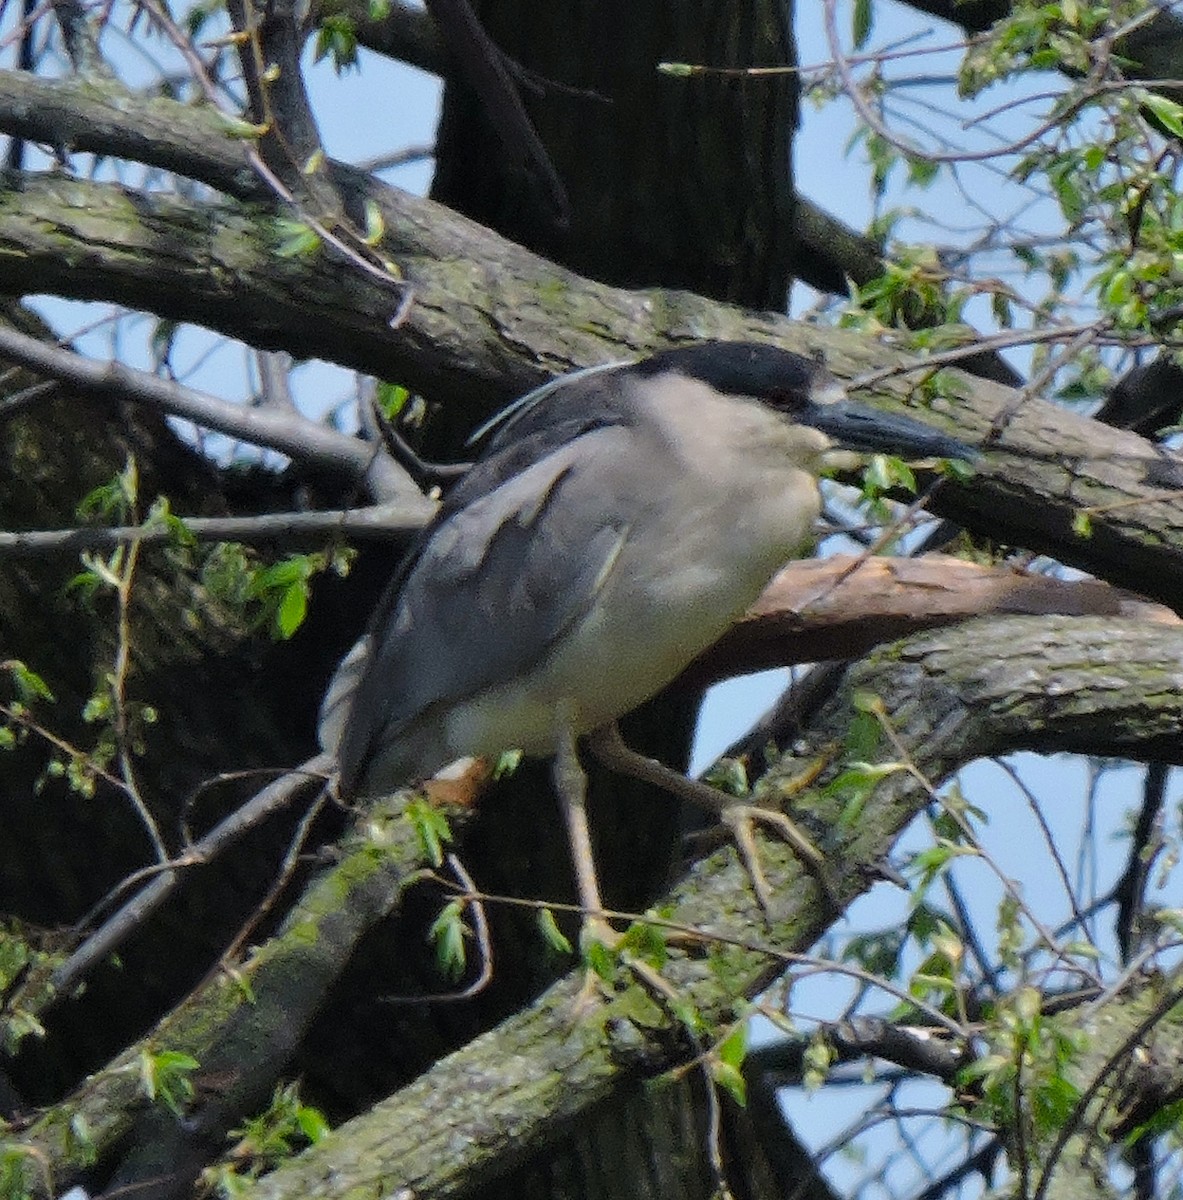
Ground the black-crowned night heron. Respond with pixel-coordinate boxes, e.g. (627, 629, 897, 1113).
(320, 341, 972, 928)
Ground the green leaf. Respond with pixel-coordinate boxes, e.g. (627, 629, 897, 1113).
(146, 498, 197, 548)
(296, 1104, 331, 1143)
(274, 219, 323, 258)
(314, 13, 359, 72)
(429, 899, 467, 981)
(376, 381, 411, 420)
(492, 748, 522, 779)
(3, 661, 54, 704)
(906, 156, 939, 188)
(1062, 939, 1100, 959)
(710, 1059, 747, 1106)
(1072, 509, 1094, 538)
(584, 938, 618, 982)
(275, 581, 309, 639)
(253, 557, 309, 590)
(802, 1032, 834, 1092)
(833, 760, 906, 785)
(537, 908, 573, 956)
(1140, 91, 1183, 138)
(941, 456, 977, 482)
(668, 994, 704, 1036)
(717, 1023, 748, 1071)
(406, 798, 452, 866)
(852, 0, 873, 49)
(1123, 1096, 1183, 1146)
(77, 458, 138, 521)
(864, 453, 917, 495)
(215, 111, 267, 139)
(620, 920, 668, 969)
(139, 1048, 200, 1115)
(363, 199, 385, 245)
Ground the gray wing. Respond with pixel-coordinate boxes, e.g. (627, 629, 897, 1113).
(322, 431, 633, 791)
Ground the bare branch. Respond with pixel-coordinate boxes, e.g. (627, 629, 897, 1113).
(45, 755, 333, 1002)
(0, 324, 425, 505)
(0, 503, 430, 556)
(0, 69, 263, 197)
(228, 617, 1183, 1200)
(686, 553, 1180, 684)
(750, 1016, 966, 1084)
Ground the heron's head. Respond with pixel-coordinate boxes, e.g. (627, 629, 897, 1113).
(633, 341, 975, 468)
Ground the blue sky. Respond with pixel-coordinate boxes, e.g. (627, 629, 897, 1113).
(12, 1, 1182, 1192)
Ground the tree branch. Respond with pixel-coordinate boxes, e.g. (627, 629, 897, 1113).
(0, 70, 263, 197)
(3, 105, 1183, 605)
(0, 503, 429, 555)
(231, 618, 1183, 1198)
(11, 615, 1183, 1197)
(0, 324, 425, 504)
(687, 554, 1178, 683)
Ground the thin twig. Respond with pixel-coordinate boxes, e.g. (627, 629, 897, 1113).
(0, 324, 418, 503)
(107, 519, 169, 862)
(0, 502, 432, 557)
(993, 758, 1090, 943)
(870, 704, 1104, 991)
(218, 786, 330, 966)
(428, 879, 971, 1037)
(47, 755, 332, 1001)
(1032, 978, 1183, 1200)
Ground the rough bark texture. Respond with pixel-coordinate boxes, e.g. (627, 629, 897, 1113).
(210, 615, 1183, 1200)
(2, 7, 1183, 1196)
(3, 151, 1183, 610)
(430, 0, 797, 309)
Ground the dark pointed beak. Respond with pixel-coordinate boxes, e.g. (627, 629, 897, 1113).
(798, 399, 977, 461)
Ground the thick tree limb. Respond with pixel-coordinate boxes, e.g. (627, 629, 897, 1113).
(0, 71, 263, 197)
(688, 554, 1179, 682)
(3, 167, 1183, 608)
(10, 771, 466, 1196)
(6, 82, 1183, 608)
(11, 616, 1183, 1197)
(222, 615, 1183, 1200)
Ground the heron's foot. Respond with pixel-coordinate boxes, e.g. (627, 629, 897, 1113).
(723, 744, 842, 915)
(585, 722, 841, 917)
(719, 803, 840, 917)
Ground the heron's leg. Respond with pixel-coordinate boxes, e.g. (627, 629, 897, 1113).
(552, 717, 620, 950)
(585, 722, 837, 916)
